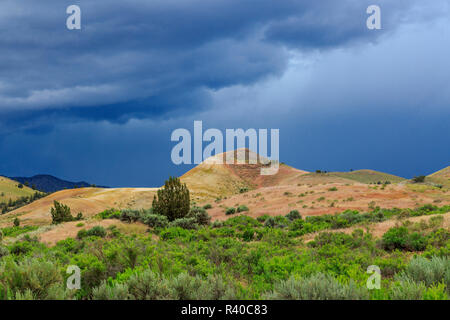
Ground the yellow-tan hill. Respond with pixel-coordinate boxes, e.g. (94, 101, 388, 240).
(0, 176, 38, 202)
(427, 166, 450, 187)
(0, 187, 157, 227)
(327, 169, 406, 184)
(180, 148, 309, 201)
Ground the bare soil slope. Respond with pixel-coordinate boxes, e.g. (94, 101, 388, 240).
(181, 148, 308, 200)
(206, 182, 450, 221)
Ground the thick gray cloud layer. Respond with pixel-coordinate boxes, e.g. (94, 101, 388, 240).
(0, 1, 449, 186)
(1, 0, 445, 127)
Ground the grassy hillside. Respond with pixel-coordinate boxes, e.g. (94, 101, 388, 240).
(429, 166, 450, 180)
(427, 166, 450, 187)
(0, 187, 157, 227)
(329, 169, 405, 184)
(0, 176, 37, 202)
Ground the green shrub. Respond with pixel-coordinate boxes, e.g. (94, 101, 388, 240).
(69, 253, 107, 296)
(264, 216, 289, 229)
(397, 256, 449, 291)
(169, 217, 198, 230)
(203, 204, 212, 210)
(225, 207, 236, 215)
(160, 227, 195, 241)
(289, 219, 305, 232)
(187, 206, 211, 226)
(412, 176, 426, 183)
(51, 201, 76, 224)
(77, 226, 107, 239)
(382, 226, 428, 251)
(211, 220, 224, 228)
(223, 215, 261, 230)
(195, 274, 237, 300)
(0, 226, 39, 238)
(309, 232, 355, 248)
(423, 283, 448, 300)
(407, 232, 427, 251)
(93, 271, 237, 300)
(8, 242, 32, 256)
(389, 279, 425, 300)
(143, 214, 169, 229)
(286, 210, 302, 221)
(0, 258, 67, 300)
(264, 273, 369, 300)
(382, 226, 410, 251)
(92, 282, 130, 300)
(427, 228, 450, 248)
(242, 229, 255, 242)
(237, 205, 249, 213)
(168, 272, 203, 299)
(126, 269, 172, 300)
(264, 217, 275, 228)
(119, 209, 142, 223)
(13, 218, 20, 227)
(0, 245, 9, 258)
(76, 229, 87, 240)
(257, 214, 270, 223)
(239, 187, 249, 193)
(152, 176, 190, 221)
(98, 208, 121, 219)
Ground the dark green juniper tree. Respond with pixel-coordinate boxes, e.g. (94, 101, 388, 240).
(51, 201, 82, 224)
(152, 176, 190, 221)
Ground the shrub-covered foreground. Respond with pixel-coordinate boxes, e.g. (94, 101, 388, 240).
(0, 205, 449, 300)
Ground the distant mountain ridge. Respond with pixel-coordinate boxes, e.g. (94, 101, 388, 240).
(9, 174, 107, 193)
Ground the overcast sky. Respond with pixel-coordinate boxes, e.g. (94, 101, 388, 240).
(0, 0, 449, 186)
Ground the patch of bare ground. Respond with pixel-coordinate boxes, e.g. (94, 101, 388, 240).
(205, 183, 450, 221)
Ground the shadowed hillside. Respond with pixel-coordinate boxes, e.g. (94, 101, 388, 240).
(10, 174, 107, 193)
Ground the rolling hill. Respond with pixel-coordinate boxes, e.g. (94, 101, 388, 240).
(10, 174, 107, 193)
(420, 166, 450, 188)
(0, 187, 157, 227)
(0, 176, 37, 202)
(2, 149, 449, 230)
(327, 169, 406, 184)
(429, 166, 450, 179)
(180, 149, 308, 200)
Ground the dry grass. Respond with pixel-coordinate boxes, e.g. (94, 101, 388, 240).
(0, 187, 157, 227)
(0, 176, 37, 202)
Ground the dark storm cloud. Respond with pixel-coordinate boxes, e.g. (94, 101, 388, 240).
(1, 0, 449, 186)
(0, 0, 429, 129)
